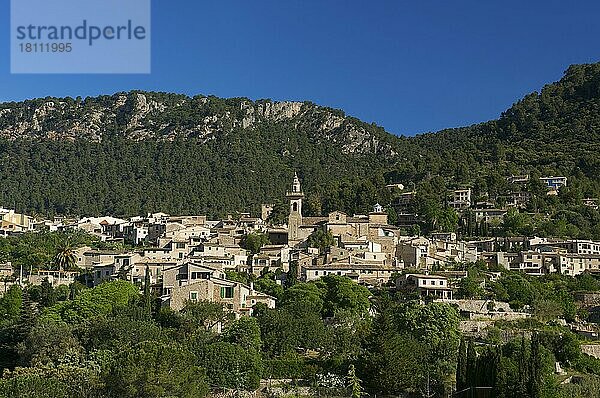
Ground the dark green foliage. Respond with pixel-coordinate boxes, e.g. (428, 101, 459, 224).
(491, 273, 538, 309)
(360, 299, 460, 396)
(307, 229, 335, 252)
(537, 330, 581, 365)
(223, 317, 262, 352)
(0, 266, 598, 397)
(0, 365, 102, 398)
(253, 272, 284, 300)
(316, 275, 372, 318)
(17, 320, 84, 367)
(42, 280, 139, 324)
(242, 232, 270, 255)
(101, 341, 208, 398)
(0, 285, 22, 323)
(574, 273, 600, 291)
(0, 374, 76, 398)
(196, 342, 262, 390)
(488, 271, 588, 322)
(0, 285, 24, 372)
(0, 118, 392, 218)
(457, 276, 484, 299)
(267, 200, 289, 225)
(558, 375, 600, 398)
(81, 312, 164, 352)
(573, 354, 600, 376)
(466, 340, 477, 388)
(180, 300, 235, 334)
(456, 338, 467, 391)
(255, 303, 326, 358)
(262, 357, 317, 379)
(462, 334, 556, 398)
(28, 279, 58, 307)
(529, 333, 543, 398)
(143, 266, 151, 316)
(280, 282, 324, 314)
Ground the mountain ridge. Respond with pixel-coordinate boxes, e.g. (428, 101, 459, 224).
(0, 91, 399, 157)
(1, 63, 600, 220)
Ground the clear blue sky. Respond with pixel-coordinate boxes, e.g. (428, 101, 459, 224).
(1, 0, 600, 136)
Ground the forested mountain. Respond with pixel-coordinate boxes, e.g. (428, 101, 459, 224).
(1, 63, 600, 220)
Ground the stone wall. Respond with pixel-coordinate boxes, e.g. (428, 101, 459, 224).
(446, 299, 513, 314)
(581, 344, 600, 359)
(574, 292, 600, 307)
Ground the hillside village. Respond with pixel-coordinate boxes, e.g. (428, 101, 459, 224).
(1, 173, 600, 338)
(5, 0, 600, 393)
(2, 82, 600, 396)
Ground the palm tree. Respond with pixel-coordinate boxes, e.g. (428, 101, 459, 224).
(52, 239, 77, 284)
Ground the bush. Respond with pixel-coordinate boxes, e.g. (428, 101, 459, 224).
(262, 358, 318, 379)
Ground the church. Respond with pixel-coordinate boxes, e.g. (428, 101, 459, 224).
(281, 173, 401, 285)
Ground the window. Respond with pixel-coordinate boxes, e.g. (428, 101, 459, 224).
(190, 291, 198, 302)
(220, 286, 234, 299)
(431, 281, 436, 286)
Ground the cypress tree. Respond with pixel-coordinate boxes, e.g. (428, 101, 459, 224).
(466, 340, 477, 388)
(517, 335, 529, 397)
(490, 347, 501, 397)
(457, 337, 468, 391)
(143, 266, 152, 316)
(528, 333, 542, 398)
(15, 290, 36, 342)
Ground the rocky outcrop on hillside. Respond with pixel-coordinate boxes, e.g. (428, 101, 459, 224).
(0, 91, 397, 156)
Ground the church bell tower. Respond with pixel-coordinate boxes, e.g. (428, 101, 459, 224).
(286, 172, 304, 246)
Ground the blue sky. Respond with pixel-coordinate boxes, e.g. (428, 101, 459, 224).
(1, 0, 600, 136)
